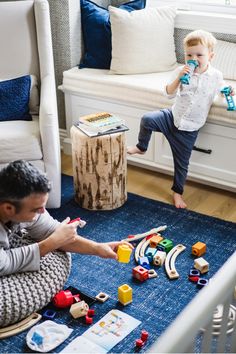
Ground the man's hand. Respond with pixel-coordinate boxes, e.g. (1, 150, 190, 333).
(95, 241, 134, 260)
(38, 217, 80, 256)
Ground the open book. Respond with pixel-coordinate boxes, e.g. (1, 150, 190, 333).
(60, 309, 141, 353)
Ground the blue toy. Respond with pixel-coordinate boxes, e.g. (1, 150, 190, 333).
(180, 60, 198, 85)
(220, 86, 236, 111)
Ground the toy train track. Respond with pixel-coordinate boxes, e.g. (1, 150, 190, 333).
(165, 244, 186, 279)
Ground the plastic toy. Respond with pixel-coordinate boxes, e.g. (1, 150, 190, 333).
(68, 217, 86, 228)
(148, 269, 158, 279)
(118, 284, 133, 305)
(85, 315, 93, 324)
(141, 330, 149, 341)
(192, 241, 206, 257)
(117, 244, 132, 263)
(220, 86, 236, 111)
(180, 60, 198, 85)
(70, 300, 89, 319)
(95, 292, 110, 302)
(42, 309, 56, 320)
(52, 290, 80, 308)
(135, 338, 144, 348)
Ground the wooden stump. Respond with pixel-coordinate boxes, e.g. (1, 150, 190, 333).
(71, 126, 127, 210)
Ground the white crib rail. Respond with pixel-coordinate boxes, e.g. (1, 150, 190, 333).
(149, 251, 236, 353)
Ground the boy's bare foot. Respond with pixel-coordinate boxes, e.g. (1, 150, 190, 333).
(127, 146, 145, 155)
(173, 192, 187, 209)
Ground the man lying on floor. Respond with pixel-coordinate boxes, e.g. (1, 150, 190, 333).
(0, 160, 132, 326)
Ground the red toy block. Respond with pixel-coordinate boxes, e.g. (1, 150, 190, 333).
(135, 339, 144, 348)
(53, 290, 80, 308)
(85, 315, 93, 324)
(141, 330, 149, 341)
(132, 266, 149, 282)
(87, 309, 95, 317)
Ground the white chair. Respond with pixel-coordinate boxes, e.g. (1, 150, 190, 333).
(0, 0, 61, 208)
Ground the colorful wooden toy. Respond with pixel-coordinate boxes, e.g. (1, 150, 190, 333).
(70, 300, 89, 319)
(153, 250, 166, 266)
(194, 257, 209, 274)
(95, 292, 110, 302)
(132, 265, 149, 282)
(85, 315, 93, 324)
(145, 247, 157, 263)
(188, 268, 200, 282)
(135, 339, 144, 348)
(157, 239, 173, 253)
(197, 278, 209, 288)
(148, 269, 158, 279)
(118, 284, 132, 305)
(117, 244, 132, 263)
(192, 241, 206, 257)
(138, 256, 150, 269)
(149, 234, 163, 248)
(141, 330, 149, 341)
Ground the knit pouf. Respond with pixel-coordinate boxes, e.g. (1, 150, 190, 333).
(0, 234, 71, 327)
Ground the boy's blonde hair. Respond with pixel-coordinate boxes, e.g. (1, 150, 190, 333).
(184, 30, 217, 52)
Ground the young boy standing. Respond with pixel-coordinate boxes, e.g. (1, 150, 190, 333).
(128, 30, 234, 209)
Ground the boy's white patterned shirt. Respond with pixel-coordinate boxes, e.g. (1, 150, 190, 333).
(166, 64, 225, 131)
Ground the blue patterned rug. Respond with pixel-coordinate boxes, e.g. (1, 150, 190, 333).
(1, 174, 236, 353)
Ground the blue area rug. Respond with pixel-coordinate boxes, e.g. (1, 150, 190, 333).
(1, 174, 236, 353)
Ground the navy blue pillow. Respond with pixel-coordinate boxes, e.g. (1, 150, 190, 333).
(0, 75, 32, 122)
(80, 0, 146, 69)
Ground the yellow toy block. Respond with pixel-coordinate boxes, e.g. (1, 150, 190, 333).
(149, 234, 163, 248)
(192, 241, 206, 257)
(117, 244, 132, 263)
(118, 284, 132, 305)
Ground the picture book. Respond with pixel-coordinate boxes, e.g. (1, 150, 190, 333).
(79, 112, 125, 133)
(60, 309, 141, 353)
(74, 122, 129, 138)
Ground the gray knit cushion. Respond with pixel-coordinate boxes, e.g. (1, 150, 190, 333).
(0, 234, 71, 327)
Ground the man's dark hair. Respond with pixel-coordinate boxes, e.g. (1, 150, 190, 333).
(0, 160, 51, 210)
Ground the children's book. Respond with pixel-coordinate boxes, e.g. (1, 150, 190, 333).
(74, 122, 129, 138)
(79, 112, 125, 133)
(60, 309, 141, 353)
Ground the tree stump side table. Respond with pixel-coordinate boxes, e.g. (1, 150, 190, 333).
(70, 125, 127, 210)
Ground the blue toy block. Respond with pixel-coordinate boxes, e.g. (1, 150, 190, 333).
(42, 309, 56, 320)
(197, 278, 209, 289)
(138, 256, 150, 270)
(145, 247, 157, 263)
(180, 60, 198, 85)
(189, 268, 200, 277)
(221, 86, 236, 111)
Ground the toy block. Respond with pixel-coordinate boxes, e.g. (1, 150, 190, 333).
(138, 256, 150, 269)
(87, 309, 95, 317)
(117, 244, 132, 263)
(141, 330, 149, 342)
(145, 247, 157, 263)
(192, 241, 206, 257)
(132, 265, 149, 282)
(70, 300, 89, 319)
(153, 250, 166, 266)
(194, 257, 209, 274)
(157, 239, 173, 253)
(135, 339, 144, 348)
(148, 269, 158, 279)
(188, 269, 200, 282)
(85, 315, 93, 324)
(149, 234, 163, 248)
(95, 292, 110, 302)
(197, 278, 209, 288)
(118, 284, 132, 305)
(42, 309, 56, 320)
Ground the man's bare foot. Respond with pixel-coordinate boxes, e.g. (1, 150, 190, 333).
(173, 192, 187, 209)
(127, 146, 145, 155)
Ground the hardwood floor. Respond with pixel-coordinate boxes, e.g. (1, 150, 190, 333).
(61, 152, 236, 223)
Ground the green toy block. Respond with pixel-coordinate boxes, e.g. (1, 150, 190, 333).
(157, 239, 173, 253)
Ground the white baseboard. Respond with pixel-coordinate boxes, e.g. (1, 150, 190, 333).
(59, 129, 72, 155)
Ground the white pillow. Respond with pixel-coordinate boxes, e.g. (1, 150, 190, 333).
(109, 6, 177, 75)
(212, 39, 236, 80)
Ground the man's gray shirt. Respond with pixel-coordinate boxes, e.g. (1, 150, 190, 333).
(0, 211, 59, 276)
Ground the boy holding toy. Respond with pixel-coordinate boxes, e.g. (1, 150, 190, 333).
(128, 30, 235, 209)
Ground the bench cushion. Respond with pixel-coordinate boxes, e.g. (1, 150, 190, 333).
(63, 67, 236, 127)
